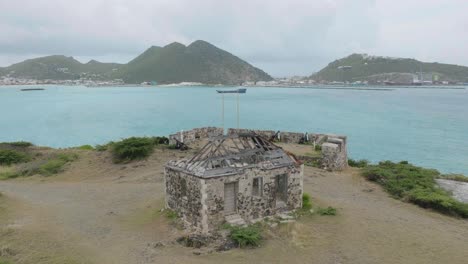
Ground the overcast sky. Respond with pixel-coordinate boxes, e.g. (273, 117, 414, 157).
(1, 0, 467, 77)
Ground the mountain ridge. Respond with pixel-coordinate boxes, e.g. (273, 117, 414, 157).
(311, 53, 468, 83)
(0, 40, 272, 85)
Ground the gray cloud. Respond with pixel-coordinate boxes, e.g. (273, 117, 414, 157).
(0, 0, 467, 76)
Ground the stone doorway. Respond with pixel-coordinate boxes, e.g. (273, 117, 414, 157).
(275, 174, 288, 208)
(224, 182, 238, 215)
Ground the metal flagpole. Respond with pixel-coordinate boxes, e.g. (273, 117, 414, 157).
(236, 93, 239, 129)
(222, 94, 225, 132)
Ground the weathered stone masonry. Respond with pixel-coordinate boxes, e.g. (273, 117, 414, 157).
(165, 133, 303, 234)
(168, 127, 223, 145)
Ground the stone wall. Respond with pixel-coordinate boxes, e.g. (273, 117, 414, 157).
(165, 164, 303, 234)
(168, 127, 223, 145)
(227, 128, 276, 139)
(321, 136, 348, 171)
(164, 168, 204, 232)
(203, 165, 303, 232)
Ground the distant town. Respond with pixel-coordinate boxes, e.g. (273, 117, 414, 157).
(2, 74, 467, 87)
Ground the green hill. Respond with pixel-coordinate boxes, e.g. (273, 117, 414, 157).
(1, 55, 121, 80)
(114, 40, 272, 85)
(312, 54, 468, 83)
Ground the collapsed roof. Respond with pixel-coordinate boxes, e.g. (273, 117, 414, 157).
(165, 133, 300, 178)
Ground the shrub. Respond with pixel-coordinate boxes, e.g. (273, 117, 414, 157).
(152, 136, 169, 145)
(39, 159, 67, 176)
(348, 158, 370, 168)
(362, 161, 468, 218)
(38, 153, 78, 176)
(95, 143, 111, 151)
(302, 193, 312, 210)
(0, 149, 30, 165)
(227, 224, 263, 248)
(77, 144, 94, 150)
(111, 137, 155, 163)
(164, 209, 178, 220)
(167, 144, 178, 150)
(317, 206, 337, 216)
(314, 144, 322, 151)
(0, 171, 20, 180)
(4, 141, 33, 148)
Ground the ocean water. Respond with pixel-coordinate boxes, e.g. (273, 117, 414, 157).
(0, 85, 467, 174)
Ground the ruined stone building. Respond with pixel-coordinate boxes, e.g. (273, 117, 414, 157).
(164, 133, 303, 234)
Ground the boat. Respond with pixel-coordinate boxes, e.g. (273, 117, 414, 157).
(20, 88, 45, 91)
(216, 88, 247, 94)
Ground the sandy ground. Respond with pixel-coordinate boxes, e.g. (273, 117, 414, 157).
(0, 145, 467, 264)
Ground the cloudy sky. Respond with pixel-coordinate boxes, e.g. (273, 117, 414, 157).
(0, 0, 467, 76)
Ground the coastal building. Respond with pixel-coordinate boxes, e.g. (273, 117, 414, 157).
(164, 133, 304, 234)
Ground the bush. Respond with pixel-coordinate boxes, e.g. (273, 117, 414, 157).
(317, 206, 337, 216)
(95, 143, 111, 151)
(38, 153, 78, 176)
(348, 158, 370, 168)
(111, 137, 155, 163)
(0, 171, 20, 180)
(39, 159, 67, 176)
(152, 136, 169, 145)
(314, 144, 322, 151)
(226, 224, 263, 248)
(302, 193, 312, 210)
(0, 149, 30, 165)
(77, 145, 94, 150)
(4, 141, 33, 148)
(362, 161, 468, 218)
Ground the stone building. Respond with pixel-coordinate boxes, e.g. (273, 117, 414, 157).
(164, 133, 303, 234)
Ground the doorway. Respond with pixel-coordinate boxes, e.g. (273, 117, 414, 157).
(224, 182, 238, 215)
(275, 174, 288, 208)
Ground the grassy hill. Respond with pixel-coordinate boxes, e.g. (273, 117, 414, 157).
(1, 55, 121, 80)
(312, 54, 468, 83)
(114, 40, 272, 85)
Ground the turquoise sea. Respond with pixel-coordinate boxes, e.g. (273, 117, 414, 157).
(0, 85, 467, 174)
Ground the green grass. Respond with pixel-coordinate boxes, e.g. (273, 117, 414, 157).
(438, 174, 468, 183)
(77, 144, 94, 150)
(362, 161, 468, 218)
(224, 224, 263, 248)
(164, 209, 178, 220)
(0, 259, 12, 264)
(302, 193, 312, 210)
(317, 206, 337, 216)
(0, 149, 30, 165)
(111, 137, 155, 163)
(348, 158, 370, 168)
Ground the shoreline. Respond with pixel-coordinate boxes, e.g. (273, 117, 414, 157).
(0, 83, 466, 90)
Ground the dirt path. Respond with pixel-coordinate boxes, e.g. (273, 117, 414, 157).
(1, 148, 468, 264)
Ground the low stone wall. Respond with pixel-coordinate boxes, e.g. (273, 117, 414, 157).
(169, 127, 223, 145)
(321, 135, 348, 171)
(227, 128, 276, 139)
